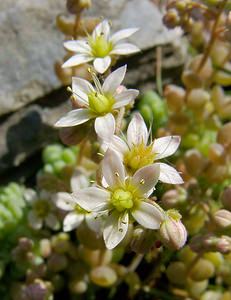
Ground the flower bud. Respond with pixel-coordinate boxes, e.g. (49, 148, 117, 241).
(159, 210, 187, 250)
(189, 55, 213, 82)
(214, 63, 231, 86)
(211, 85, 225, 110)
(66, 0, 91, 14)
(190, 258, 215, 281)
(210, 41, 230, 67)
(69, 279, 88, 294)
(39, 239, 51, 258)
(90, 266, 117, 287)
(51, 233, 70, 254)
(161, 189, 182, 209)
(205, 164, 228, 183)
(164, 84, 185, 112)
(178, 246, 197, 265)
(186, 88, 210, 110)
(203, 252, 224, 269)
(217, 122, 231, 147)
(82, 248, 112, 268)
(208, 143, 225, 164)
(201, 291, 222, 300)
(47, 254, 68, 272)
(130, 227, 156, 254)
(184, 149, 205, 176)
(181, 70, 202, 89)
(186, 278, 208, 299)
(56, 15, 75, 36)
(221, 187, 231, 211)
(163, 9, 180, 28)
(195, 235, 231, 254)
(214, 209, 231, 228)
(211, 236, 231, 254)
(166, 261, 187, 285)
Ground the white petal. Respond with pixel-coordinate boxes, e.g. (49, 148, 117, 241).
(102, 65, 127, 94)
(54, 109, 92, 128)
(28, 211, 43, 230)
(45, 214, 60, 230)
(103, 212, 129, 249)
(85, 213, 102, 232)
(111, 43, 140, 55)
(62, 54, 92, 68)
(64, 40, 91, 54)
(132, 202, 164, 229)
(108, 135, 129, 155)
(127, 113, 148, 147)
(72, 77, 94, 105)
(95, 113, 115, 142)
(73, 187, 110, 211)
(110, 28, 139, 44)
(93, 20, 110, 40)
(93, 56, 111, 74)
(113, 89, 139, 109)
(63, 212, 84, 232)
(153, 136, 181, 159)
(132, 164, 160, 194)
(102, 149, 125, 187)
(71, 170, 89, 193)
(155, 163, 184, 184)
(55, 192, 75, 211)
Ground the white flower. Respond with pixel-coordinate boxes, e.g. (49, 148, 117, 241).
(54, 170, 100, 232)
(25, 190, 60, 230)
(54, 65, 139, 133)
(96, 112, 183, 185)
(62, 20, 140, 74)
(72, 150, 165, 249)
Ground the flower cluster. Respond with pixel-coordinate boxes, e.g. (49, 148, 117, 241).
(2, 1, 231, 299)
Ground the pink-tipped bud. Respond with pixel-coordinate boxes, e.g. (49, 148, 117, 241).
(159, 210, 187, 250)
(214, 209, 231, 228)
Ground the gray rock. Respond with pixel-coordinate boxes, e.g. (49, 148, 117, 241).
(0, 0, 179, 116)
(0, 48, 182, 177)
(0, 90, 70, 174)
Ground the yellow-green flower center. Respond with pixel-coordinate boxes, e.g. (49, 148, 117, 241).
(110, 183, 143, 213)
(111, 189, 133, 212)
(74, 204, 89, 215)
(88, 91, 114, 115)
(34, 200, 50, 218)
(124, 143, 156, 173)
(89, 35, 113, 58)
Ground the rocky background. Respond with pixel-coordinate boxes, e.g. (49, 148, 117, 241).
(0, 0, 184, 182)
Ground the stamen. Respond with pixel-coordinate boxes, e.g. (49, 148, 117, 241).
(88, 67, 103, 94)
(115, 172, 120, 177)
(67, 86, 89, 106)
(97, 152, 104, 157)
(140, 179, 145, 185)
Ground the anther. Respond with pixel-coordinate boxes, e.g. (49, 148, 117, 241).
(140, 179, 145, 185)
(67, 87, 72, 93)
(115, 172, 120, 177)
(97, 152, 104, 157)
